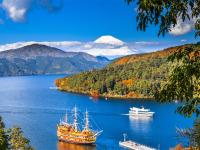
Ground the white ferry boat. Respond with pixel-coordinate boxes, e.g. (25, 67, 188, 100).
(129, 106, 155, 117)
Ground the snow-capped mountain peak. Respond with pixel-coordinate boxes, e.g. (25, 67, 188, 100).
(94, 35, 124, 46)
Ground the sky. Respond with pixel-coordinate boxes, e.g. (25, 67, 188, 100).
(0, 0, 199, 58)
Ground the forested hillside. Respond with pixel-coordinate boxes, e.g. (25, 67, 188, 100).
(55, 44, 198, 99)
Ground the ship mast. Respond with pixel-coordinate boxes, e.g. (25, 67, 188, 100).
(65, 110, 68, 124)
(73, 106, 78, 131)
(84, 109, 89, 130)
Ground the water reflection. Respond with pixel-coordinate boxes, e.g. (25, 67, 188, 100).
(129, 115, 153, 121)
(57, 142, 96, 150)
(129, 115, 152, 133)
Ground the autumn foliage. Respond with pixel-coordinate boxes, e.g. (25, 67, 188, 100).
(55, 43, 199, 99)
(112, 45, 191, 66)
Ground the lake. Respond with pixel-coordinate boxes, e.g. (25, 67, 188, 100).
(0, 75, 194, 150)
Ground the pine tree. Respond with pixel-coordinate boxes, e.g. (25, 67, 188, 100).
(0, 116, 9, 150)
(8, 127, 34, 150)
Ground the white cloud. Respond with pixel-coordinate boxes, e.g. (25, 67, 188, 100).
(82, 46, 135, 57)
(134, 41, 160, 46)
(169, 11, 199, 36)
(39, 41, 82, 47)
(2, 0, 31, 22)
(83, 44, 93, 49)
(0, 41, 82, 52)
(170, 19, 194, 36)
(1, 0, 63, 22)
(126, 41, 175, 54)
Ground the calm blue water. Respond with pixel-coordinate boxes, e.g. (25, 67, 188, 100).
(0, 75, 194, 150)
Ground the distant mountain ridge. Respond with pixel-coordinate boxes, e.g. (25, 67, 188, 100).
(0, 44, 110, 76)
(0, 36, 133, 59)
(0, 44, 96, 60)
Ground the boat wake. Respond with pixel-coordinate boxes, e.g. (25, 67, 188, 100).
(49, 86, 58, 90)
(0, 105, 124, 117)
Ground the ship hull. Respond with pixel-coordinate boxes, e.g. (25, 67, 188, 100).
(129, 111, 154, 117)
(128, 113, 154, 117)
(58, 137, 95, 145)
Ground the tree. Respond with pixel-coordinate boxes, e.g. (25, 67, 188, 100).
(126, 0, 200, 37)
(189, 118, 200, 147)
(126, 0, 200, 117)
(8, 127, 34, 150)
(0, 116, 34, 150)
(125, 1, 200, 148)
(155, 45, 200, 117)
(0, 116, 9, 150)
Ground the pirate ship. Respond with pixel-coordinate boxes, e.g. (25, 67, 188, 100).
(57, 106, 102, 144)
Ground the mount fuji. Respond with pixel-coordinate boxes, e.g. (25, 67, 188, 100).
(94, 35, 125, 46)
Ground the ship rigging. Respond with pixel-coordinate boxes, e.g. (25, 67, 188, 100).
(57, 106, 102, 145)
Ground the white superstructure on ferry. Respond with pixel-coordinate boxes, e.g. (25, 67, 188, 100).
(129, 106, 155, 117)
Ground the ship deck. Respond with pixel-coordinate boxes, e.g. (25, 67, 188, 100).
(119, 140, 156, 150)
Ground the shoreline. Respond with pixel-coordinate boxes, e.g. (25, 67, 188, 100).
(57, 88, 154, 100)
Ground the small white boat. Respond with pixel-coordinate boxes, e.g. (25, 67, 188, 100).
(119, 140, 157, 150)
(129, 106, 155, 117)
(119, 134, 156, 150)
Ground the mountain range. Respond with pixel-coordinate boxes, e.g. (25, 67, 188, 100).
(0, 36, 136, 59)
(0, 44, 110, 76)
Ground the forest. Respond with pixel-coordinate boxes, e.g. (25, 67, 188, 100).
(55, 43, 199, 99)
